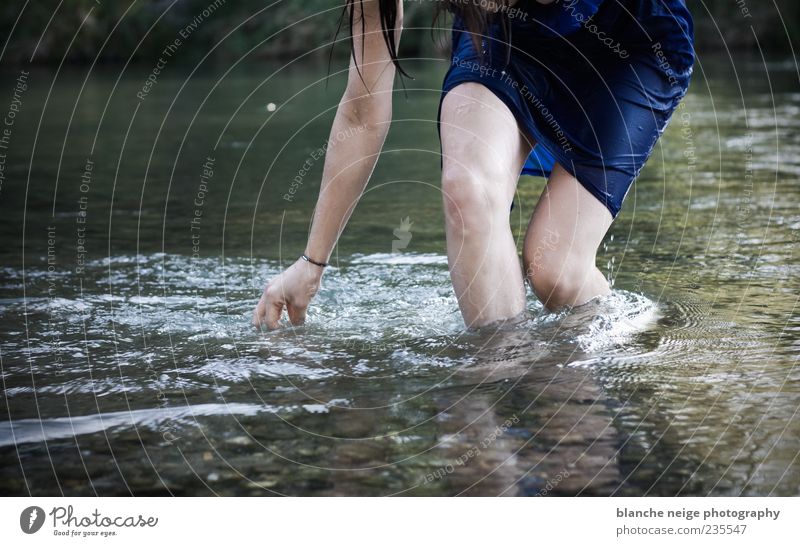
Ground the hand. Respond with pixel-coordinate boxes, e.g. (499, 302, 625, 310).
(252, 257, 324, 330)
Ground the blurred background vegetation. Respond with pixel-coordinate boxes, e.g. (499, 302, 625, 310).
(1, 0, 798, 65)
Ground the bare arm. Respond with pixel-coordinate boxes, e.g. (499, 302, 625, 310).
(305, 0, 401, 263)
(253, 0, 403, 329)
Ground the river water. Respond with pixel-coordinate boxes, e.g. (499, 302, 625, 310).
(0, 54, 798, 495)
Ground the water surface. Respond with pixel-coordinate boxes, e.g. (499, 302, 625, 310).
(1, 55, 799, 495)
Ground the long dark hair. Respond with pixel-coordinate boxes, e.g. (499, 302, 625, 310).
(340, 0, 512, 78)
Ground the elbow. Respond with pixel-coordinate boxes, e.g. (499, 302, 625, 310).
(340, 90, 392, 134)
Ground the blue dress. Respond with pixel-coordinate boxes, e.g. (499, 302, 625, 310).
(438, 0, 695, 217)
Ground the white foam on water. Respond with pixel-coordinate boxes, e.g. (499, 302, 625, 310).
(570, 291, 662, 359)
(350, 252, 449, 265)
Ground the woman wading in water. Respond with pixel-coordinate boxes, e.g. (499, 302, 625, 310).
(253, 0, 694, 330)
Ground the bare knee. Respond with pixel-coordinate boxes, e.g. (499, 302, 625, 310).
(441, 162, 510, 235)
(527, 262, 581, 310)
(524, 240, 602, 310)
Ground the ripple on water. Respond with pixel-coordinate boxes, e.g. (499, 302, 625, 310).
(1, 252, 795, 495)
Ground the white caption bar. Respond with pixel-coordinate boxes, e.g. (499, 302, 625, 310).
(1, 497, 796, 545)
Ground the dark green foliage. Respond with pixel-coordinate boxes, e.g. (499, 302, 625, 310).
(0, 0, 796, 65)
(687, 0, 799, 52)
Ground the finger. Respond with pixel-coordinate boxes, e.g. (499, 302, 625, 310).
(252, 298, 263, 327)
(265, 298, 285, 330)
(287, 303, 307, 326)
(252, 289, 269, 328)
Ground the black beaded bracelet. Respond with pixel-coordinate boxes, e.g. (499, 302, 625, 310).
(301, 253, 328, 268)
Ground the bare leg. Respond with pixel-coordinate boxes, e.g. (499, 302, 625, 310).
(440, 83, 534, 329)
(523, 163, 613, 311)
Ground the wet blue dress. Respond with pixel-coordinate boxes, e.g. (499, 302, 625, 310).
(439, 0, 695, 217)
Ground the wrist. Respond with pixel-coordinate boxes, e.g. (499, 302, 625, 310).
(301, 252, 329, 268)
(297, 255, 326, 280)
